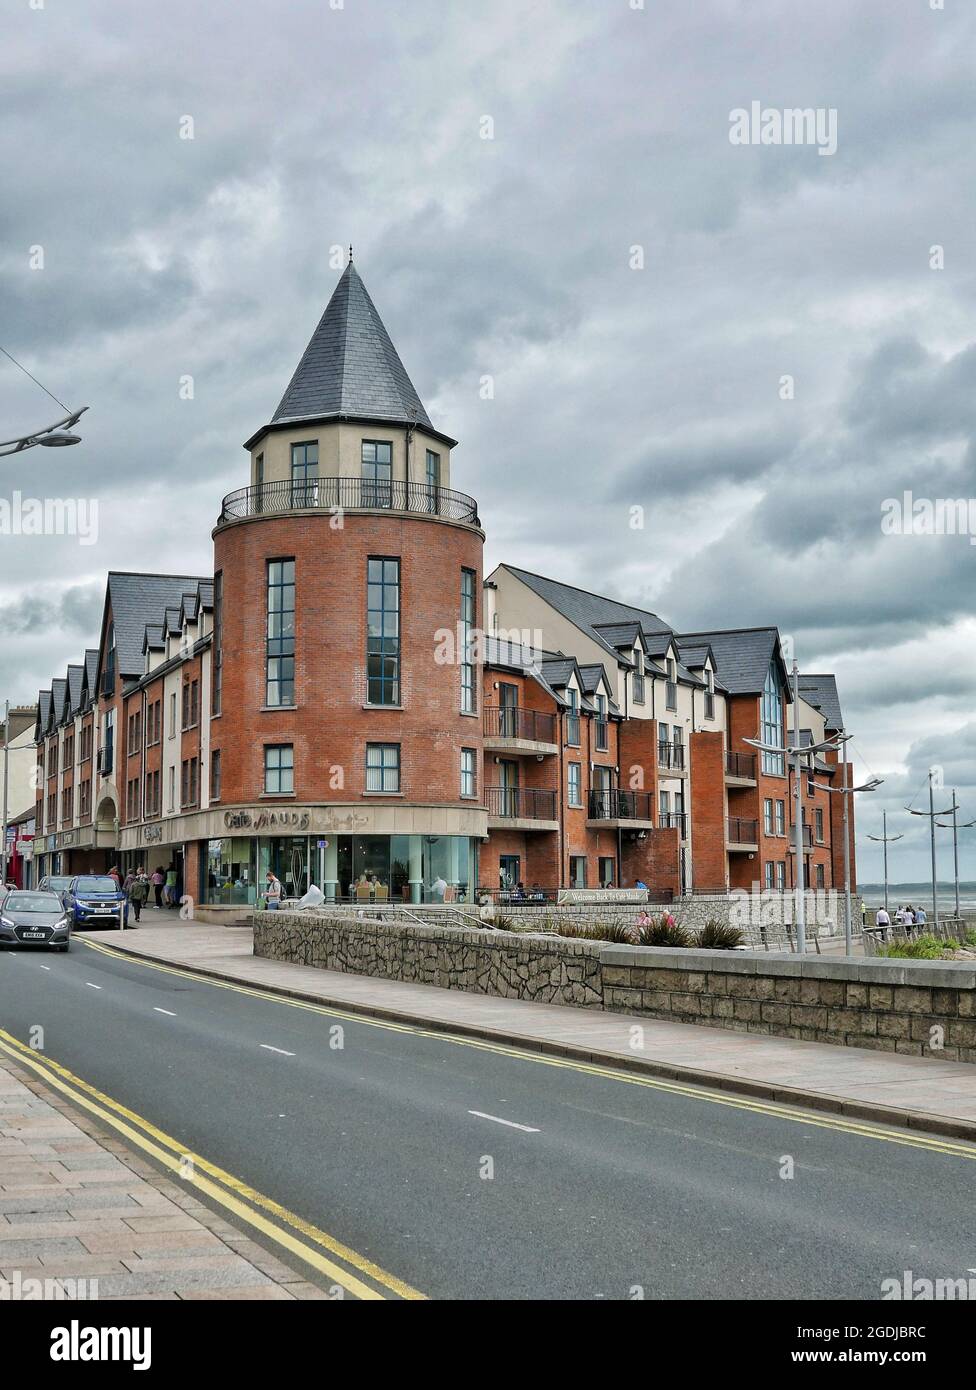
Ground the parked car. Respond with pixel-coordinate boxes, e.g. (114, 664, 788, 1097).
(66, 874, 129, 929)
(38, 874, 76, 908)
(0, 889, 72, 951)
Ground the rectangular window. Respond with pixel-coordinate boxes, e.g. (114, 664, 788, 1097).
(569, 856, 587, 889)
(425, 449, 440, 513)
(704, 671, 715, 720)
(764, 862, 774, 890)
(168, 766, 175, 812)
(211, 749, 221, 802)
(763, 798, 774, 835)
(460, 747, 476, 798)
(80, 780, 91, 820)
(361, 439, 393, 507)
(816, 863, 825, 888)
(775, 799, 785, 835)
(761, 664, 785, 775)
(290, 441, 319, 507)
(598, 856, 616, 888)
(212, 571, 223, 715)
(169, 692, 176, 736)
(367, 557, 400, 705)
(565, 689, 580, 747)
(264, 744, 294, 796)
(665, 658, 677, 711)
(815, 808, 824, 842)
(254, 454, 265, 513)
(594, 694, 608, 751)
(266, 559, 296, 707)
(366, 743, 400, 793)
(460, 568, 476, 713)
(659, 789, 670, 820)
(776, 862, 786, 891)
(632, 658, 645, 705)
(181, 757, 199, 809)
(568, 763, 582, 807)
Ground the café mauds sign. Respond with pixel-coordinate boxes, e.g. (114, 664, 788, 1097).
(222, 808, 370, 834)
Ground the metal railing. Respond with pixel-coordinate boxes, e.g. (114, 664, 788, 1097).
(484, 705, 556, 744)
(587, 789, 653, 820)
(218, 477, 480, 526)
(659, 811, 688, 837)
(727, 816, 759, 845)
(658, 741, 686, 770)
(788, 824, 815, 850)
(484, 786, 558, 821)
(725, 750, 757, 780)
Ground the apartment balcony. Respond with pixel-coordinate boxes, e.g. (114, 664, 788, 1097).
(217, 477, 481, 530)
(586, 788, 654, 829)
(483, 705, 558, 756)
(724, 750, 757, 786)
(485, 786, 558, 832)
(726, 816, 759, 852)
(787, 824, 815, 852)
(658, 741, 687, 775)
(659, 811, 689, 840)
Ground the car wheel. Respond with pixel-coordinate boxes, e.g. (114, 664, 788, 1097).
(59, 944, 70, 953)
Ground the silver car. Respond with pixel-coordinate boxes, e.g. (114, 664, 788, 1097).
(0, 890, 72, 951)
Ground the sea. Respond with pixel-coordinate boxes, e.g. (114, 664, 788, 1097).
(858, 881, 976, 913)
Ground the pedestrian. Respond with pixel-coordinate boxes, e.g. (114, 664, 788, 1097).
(635, 907, 652, 928)
(164, 864, 177, 908)
(108, 865, 121, 888)
(150, 867, 164, 908)
(129, 868, 148, 925)
(634, 878, 648, 892)
(915, 905, 927, 928)
(265, 870, 283, 910)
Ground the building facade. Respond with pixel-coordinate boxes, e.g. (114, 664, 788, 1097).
(32, 259, 856, 911)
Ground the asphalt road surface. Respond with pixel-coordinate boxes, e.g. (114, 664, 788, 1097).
(1, 937, 973, 1300)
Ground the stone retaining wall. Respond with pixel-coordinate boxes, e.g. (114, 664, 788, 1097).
(253, 911, 976, 1062)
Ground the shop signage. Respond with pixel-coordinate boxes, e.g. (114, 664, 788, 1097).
(222, 808, 369, 834)
(143, 824, 163, 843)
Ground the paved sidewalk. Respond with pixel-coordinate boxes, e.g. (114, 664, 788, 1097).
(0, 1052, 327, 1299)
(79, 916, 976, 1142)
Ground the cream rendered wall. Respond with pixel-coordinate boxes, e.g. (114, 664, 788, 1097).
(3, 723, 39, 822)
(162, 666, 182, 817)
(249, 423, 452, 490)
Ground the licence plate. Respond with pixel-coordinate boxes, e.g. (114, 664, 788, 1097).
(95, 907, 112, 914)
(21, 931, 46, 940)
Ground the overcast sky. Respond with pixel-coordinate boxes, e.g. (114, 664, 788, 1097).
(2, 0, 974, 882)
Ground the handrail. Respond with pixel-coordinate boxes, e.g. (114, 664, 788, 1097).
(218, 476, 480, 526)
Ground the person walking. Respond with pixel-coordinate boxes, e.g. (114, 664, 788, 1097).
(265, 870, 283, 910)
(108, 865, 121, 889)
(164, 864, 177, 907)
(150, 867, 164, 908)
(128, 868, 148, 925)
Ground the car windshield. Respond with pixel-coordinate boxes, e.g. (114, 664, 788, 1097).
(47, 877, 74, 890)
(74, 876, 118, 894)
(5, 893, 61, 914)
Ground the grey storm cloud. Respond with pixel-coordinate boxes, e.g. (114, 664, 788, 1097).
(1, 0, 975, 877)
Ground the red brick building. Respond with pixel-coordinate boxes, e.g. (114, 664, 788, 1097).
(31, 259, 855, 910)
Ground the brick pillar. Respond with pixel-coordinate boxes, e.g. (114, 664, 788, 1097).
(689, 730, 728, 892)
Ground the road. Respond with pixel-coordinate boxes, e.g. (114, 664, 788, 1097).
(1, 936, 973, 1300)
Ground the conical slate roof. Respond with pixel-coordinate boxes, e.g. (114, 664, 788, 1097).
(270, 261, 434, 433)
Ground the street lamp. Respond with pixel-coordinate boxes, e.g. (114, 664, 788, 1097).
(744, 658, 850, 955)
(810, 756, 882, 955)
(933, 789, 975, 923)
(0, 406, 88, 457)
(905, 769, 953, 931)
(866, 811, 904, 917)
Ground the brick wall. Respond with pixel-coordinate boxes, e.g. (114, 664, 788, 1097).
(689, 730, 727, 892)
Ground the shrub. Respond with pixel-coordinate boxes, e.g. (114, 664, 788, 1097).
(696, 920, 744, 950)
(638, 917, 692, 948)
(965, 929, 976, 949)
(878, 934, 952, 960)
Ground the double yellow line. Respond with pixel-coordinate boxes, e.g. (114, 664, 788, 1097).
(0, 1024, 425, 1301)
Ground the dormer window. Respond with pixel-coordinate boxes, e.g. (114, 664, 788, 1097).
(704, 668, 715, 720)
(594, 693, 608, 751)
(566, 688, 580, 747)
(665, 657, 677, 711)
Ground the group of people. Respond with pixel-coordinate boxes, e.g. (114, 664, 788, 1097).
(873, 903, 928, 937)
(104, 864, 182, 923)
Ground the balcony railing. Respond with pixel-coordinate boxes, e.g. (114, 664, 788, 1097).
(788, 824, 815, 851)
(725, 750, 757, 780)
(587, 789, 653, 821)
(484, 705, 556, 745)
(658, 741, 686, 770)
(659, 811, 688, 837)
(727, 816, 759, 845)
(485, 786, 558, 821)
(218, 477, 480, 527)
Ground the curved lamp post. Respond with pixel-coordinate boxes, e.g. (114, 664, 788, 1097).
(0, 405, 88, 457)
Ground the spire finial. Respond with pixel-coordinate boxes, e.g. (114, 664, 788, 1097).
(348, 244, 353, 264)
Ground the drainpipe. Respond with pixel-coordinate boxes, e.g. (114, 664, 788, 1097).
(557, 708, 565, 891)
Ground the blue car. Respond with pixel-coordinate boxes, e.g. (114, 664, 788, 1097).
(67, 874, 129, 929)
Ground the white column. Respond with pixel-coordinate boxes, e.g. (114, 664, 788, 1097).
(408, 834, 423, 904)
(324, 838, 338, 902)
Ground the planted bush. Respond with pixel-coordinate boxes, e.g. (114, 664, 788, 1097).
(695, 920, 745, 950)
(638, 917, 692, 948)
(878, 934, 952, 960)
